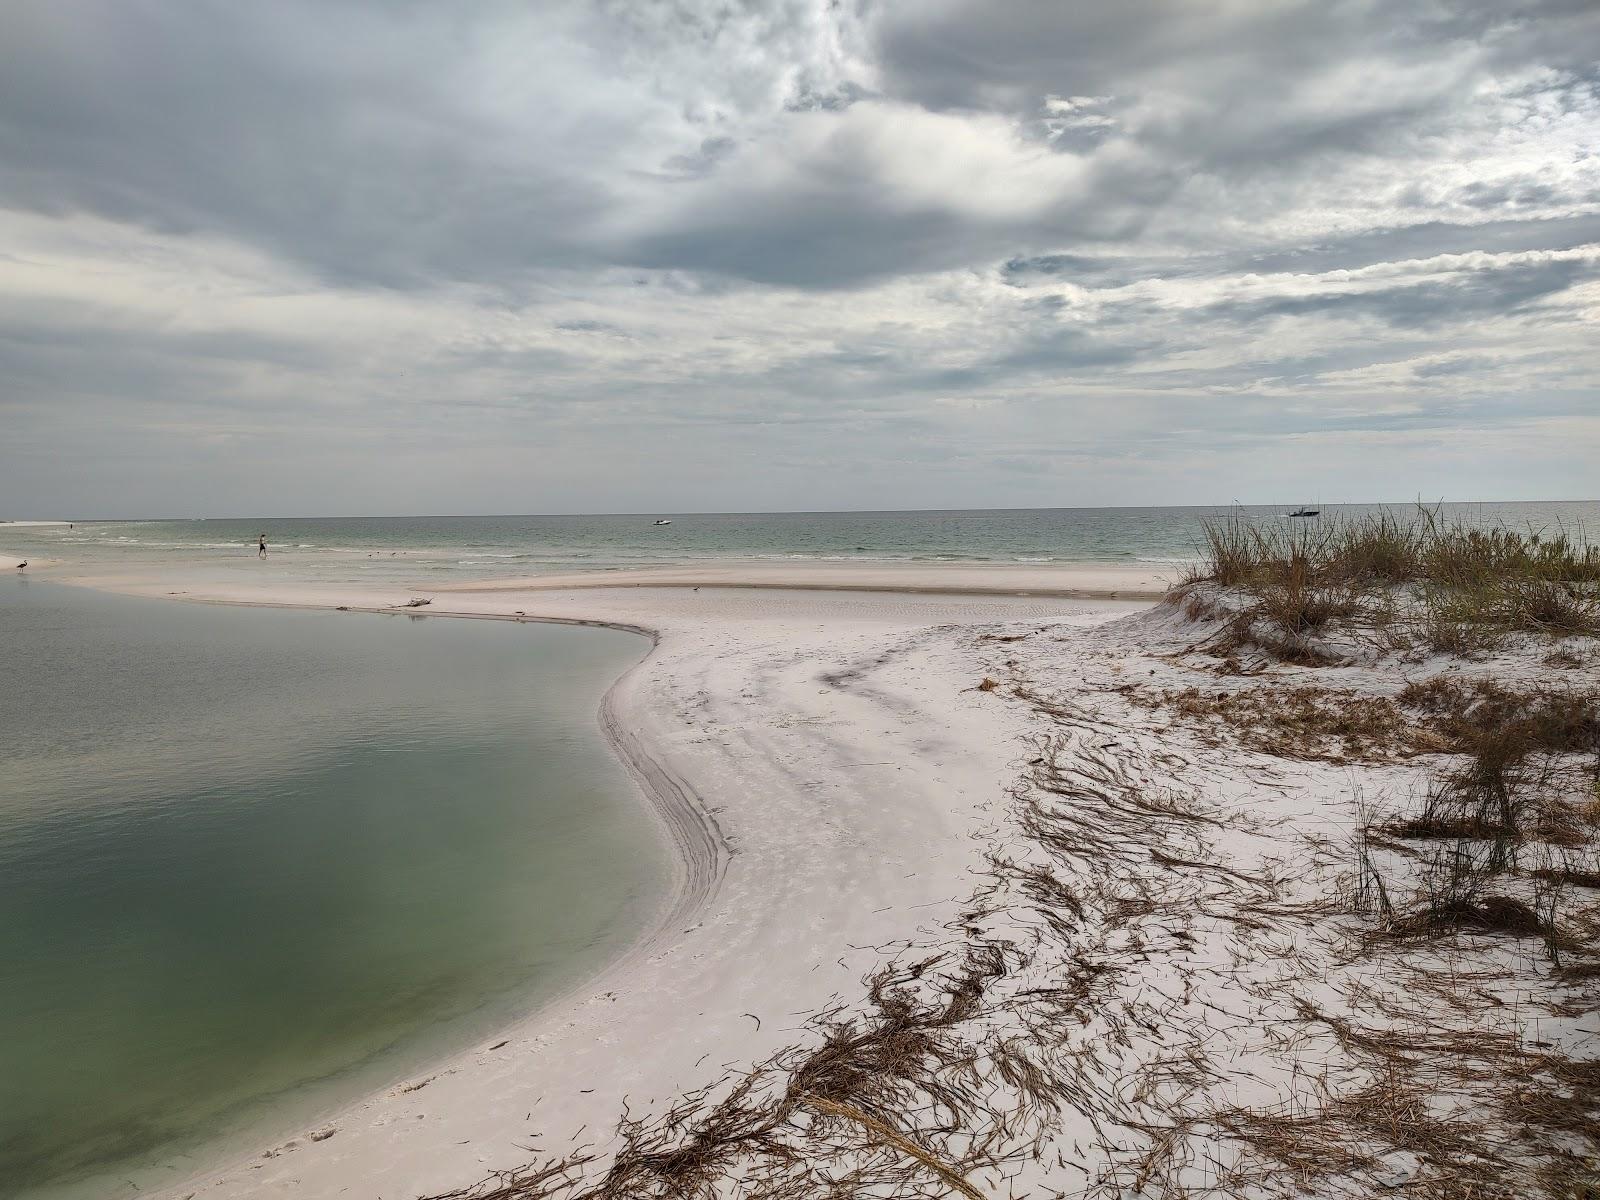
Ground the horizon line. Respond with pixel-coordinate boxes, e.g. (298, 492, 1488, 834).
(7, 497, 1599, 524)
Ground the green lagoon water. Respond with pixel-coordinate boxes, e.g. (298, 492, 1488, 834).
(0, 577, 668, 1199)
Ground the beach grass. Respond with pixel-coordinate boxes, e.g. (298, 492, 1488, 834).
(1187, 506, 1600, 653)
(1179, 517, 1600, 994)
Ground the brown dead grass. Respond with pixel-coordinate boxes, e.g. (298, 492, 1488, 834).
(1126, 684, 1436, 762)
(427, 944, 1048, 1200)
(1534, 865, 1600, 890)
(1385, 892, 1547, 938)
(1545, 646, 1589, 669)
(1130, 676, 1600, 787)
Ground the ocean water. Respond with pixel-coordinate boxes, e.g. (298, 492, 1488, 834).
(0, 578, 668, 1199)
(4, 502, 1597, 586)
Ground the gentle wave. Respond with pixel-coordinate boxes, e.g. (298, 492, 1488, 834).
(11, 504, 1593, 586)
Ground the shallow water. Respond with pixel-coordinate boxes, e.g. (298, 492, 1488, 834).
(6, 502, 1596, 587)
(0, 579, 668, 1199)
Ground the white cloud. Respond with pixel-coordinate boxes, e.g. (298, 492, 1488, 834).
(0, 0, 1596, 515)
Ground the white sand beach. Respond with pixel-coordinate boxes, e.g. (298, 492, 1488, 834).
(31, 559, 1139, 1197)
(24, 554, 1600, 1198)
(429, 560, 1179, 599)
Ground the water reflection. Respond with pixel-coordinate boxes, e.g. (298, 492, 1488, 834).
(0, 579, 666, 1198)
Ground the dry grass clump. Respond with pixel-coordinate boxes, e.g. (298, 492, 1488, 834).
(1420, 607, 1505, 657)
(1506, 578, 1600, 634)
(1386, 866, 1546, 940)
(1393, 679, 1600, 838)
(1216, 995, 1600, 1198)
(1382, 780, 1513, 843)
(1126, 684, 1440, 762)
(1420, 523, 1600, 589)
(1581, 791, 1600, 827)
(1135, 665, 1600, 985)
(1425, 576, 1600, 642)
(1214, 1063, 1491, 1189)
(1398, 678, 1598, 748)
(1362, 832, 1586, 978)
(426, 942, 1061, 1200)
(1187, 508, 1600, 656)
(1193, 510, 1428, 591)
(1534, 862, 1600, 890)
(1546, 645, 1590, 669)
(1129, 677, 1599, 777)
(1254, 574, 1363, 637)
(1342, 679, 1599, 975)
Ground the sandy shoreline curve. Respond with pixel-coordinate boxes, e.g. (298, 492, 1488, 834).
(593, 623, 730, 957)
(432, 560, 1179, 599)
(24, 559, 1144, 1200)
(19, 550, 1596, 1198)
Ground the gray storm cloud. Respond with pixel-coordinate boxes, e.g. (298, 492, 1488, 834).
(0, 0, 1596, 516)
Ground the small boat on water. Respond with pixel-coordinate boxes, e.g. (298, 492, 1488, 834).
(1288, 508, 1320, 517)
(653, 518, 672, 526)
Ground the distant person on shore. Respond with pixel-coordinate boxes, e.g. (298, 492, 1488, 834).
(258, 534, 267, 559)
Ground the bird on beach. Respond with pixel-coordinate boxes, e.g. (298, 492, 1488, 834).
(14, 560, 25, 569)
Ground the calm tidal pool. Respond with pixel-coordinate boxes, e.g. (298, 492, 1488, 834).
(0, 578, 667, 1198)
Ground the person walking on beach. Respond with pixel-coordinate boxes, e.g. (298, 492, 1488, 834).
(258, 533, 268, 559)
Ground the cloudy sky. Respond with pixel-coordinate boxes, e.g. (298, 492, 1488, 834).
(2, 1, 1597, 517)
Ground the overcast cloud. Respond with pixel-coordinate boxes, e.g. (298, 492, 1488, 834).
(1, 0, 1596, 516)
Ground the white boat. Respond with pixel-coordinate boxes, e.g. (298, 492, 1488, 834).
(653, 518, 672, 526)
